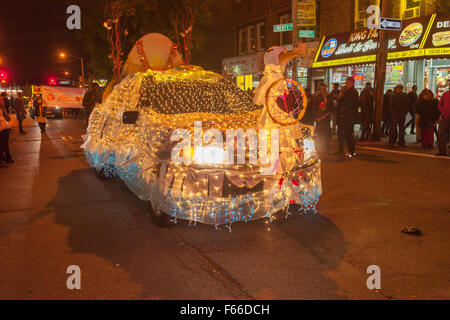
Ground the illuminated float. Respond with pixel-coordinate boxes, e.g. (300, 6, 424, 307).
(82, 33, 321, 228)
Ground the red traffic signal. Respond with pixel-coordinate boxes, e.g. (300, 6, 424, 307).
(49, 78, 56, 85)
(0, 70, 8, 80)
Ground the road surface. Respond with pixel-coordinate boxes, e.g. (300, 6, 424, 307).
(0, 119, 449, 299)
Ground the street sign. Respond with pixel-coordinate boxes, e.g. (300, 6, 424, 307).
(273, 23, 293, 32)
(298, 30, 315, 38)
(378, 17, 402, 31)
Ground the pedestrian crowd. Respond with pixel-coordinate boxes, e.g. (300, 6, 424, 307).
(300, 78, 450, 158)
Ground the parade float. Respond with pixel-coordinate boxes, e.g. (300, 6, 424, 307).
(82, 32, 322, 228)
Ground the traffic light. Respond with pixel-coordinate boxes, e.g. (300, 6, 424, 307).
(0, 70, 8, 81)
(49, 78, 56, 85)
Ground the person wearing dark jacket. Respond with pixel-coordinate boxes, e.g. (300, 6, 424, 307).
(299, 90, 315, 126)
(405, 85, 418, 134)
(359, 82, 374, 141)
(82, 83, 102, 129)
(416, 89, 440, 148)
(337, 77, 359, 157)
(1, 92, 11, 114)
(388, 84, 409, 146)
(314, 100, 331, 152)
(328, 83, 340, 135)
(437, 81, 450, 156)
(382, 89, 392, 135)
(14, 92, 26, 134)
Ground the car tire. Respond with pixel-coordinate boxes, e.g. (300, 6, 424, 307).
(95, 166, 116, 180)
(149, 200, 172, 228)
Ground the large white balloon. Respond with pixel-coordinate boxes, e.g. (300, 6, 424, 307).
(122, 33, 183, 75)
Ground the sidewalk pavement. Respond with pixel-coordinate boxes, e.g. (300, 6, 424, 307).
(6, 113, 38, 128)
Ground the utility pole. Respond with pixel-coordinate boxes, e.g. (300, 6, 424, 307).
(80, 57, 85, 88)
(373, 0, 391, 141)
(292, 0, 298, 82)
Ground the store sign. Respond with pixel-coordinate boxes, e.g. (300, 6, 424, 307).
(387, 13, 450, 57)
(297, 0, 316, 27)
(313, 13, 450, 68)
(222, 52, 265, 77)
(298, 41, 319, 67)
(273, 23, 293, 32)
(40, 86, 86, 109)
(424, 14, 450, 49)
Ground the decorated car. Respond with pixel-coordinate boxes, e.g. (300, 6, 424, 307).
(82, 34, 321, 228)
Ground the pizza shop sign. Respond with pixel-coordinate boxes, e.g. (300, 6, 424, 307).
(334, 29, 379, 56)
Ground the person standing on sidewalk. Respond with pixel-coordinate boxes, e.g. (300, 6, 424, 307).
(1, 92, 11, 114)
(14, 92, 26, 134)
(82, 83, 102, 129)
(359, 82, 374, 141)
(416, 89, 440, 148)
(0, 98, 13, 167)
(381, 89, 392, 136)
(314, 100, 331, 152)
(328, 83, 340, 135)
(405, 85, 418, 135)
(337, 77, 359, 157)
(437, 81, 450, 156)
(388, 84, 409, 147)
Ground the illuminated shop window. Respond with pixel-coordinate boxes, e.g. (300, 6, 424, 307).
(354, 0, 380, 29)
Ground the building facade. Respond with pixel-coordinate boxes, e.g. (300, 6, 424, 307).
(314, 0, 450, 95)
(223, 0, 450, 95)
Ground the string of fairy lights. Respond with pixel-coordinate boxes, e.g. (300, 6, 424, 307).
(82, 66, 321, 229)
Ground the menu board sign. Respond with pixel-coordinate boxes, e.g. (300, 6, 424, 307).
(297, 0, 316, 27)
(424, 13, 450, 49)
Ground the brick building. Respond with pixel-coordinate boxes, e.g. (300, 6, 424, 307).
(218, 0, 449, 94)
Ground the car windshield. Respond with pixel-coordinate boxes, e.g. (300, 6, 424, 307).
(138, 66, 261, 115)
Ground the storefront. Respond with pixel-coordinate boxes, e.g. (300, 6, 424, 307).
(312, 13, 450, 94)
(223, 41, 319, 92)
(222, 52, 265, 91)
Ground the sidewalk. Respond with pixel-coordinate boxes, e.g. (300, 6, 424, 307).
(354, 128, 446, 158)
(7, 113, 38, 128)
(321, 126, 449, 159)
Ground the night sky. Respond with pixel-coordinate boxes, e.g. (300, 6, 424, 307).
(0, 0, 93, 85)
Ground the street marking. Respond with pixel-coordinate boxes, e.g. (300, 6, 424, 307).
(359, 146, 450, 160)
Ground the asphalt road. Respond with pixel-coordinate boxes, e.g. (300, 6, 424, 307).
(0, 119, 449, 299)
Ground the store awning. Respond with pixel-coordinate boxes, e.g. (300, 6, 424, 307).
(313, 12, 450, 68)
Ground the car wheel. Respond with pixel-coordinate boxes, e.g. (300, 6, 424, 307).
(95, 165, 116, 180)
(149, 200, 172, 228)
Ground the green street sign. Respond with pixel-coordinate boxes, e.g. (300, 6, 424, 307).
(298, 30, 315, 38)
(273, 23, 293, 32)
